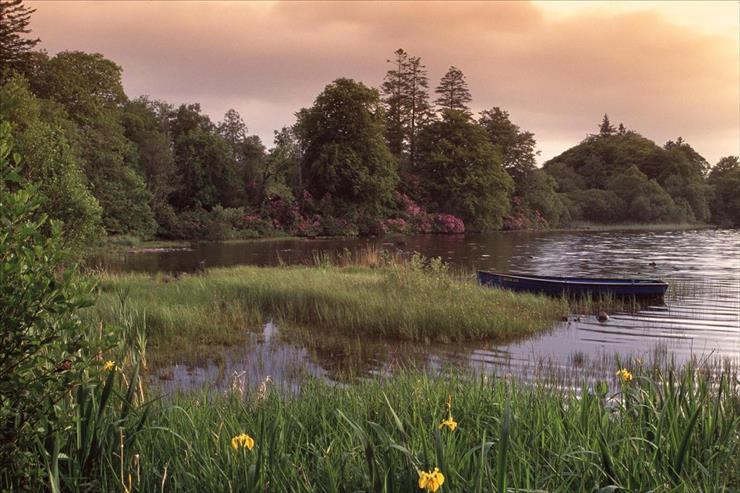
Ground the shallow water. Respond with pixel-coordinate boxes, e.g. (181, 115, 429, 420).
(107, 229, 739, 392)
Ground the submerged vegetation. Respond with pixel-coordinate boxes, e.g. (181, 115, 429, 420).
(90, 251, 566, 366)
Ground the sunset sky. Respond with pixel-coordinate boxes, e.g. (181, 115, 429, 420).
(27, 1, 740, 165)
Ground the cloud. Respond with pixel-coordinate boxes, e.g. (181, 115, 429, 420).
(28, 1, 739, 162)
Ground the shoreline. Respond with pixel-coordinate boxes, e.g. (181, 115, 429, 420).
(102, 222, 719, 254)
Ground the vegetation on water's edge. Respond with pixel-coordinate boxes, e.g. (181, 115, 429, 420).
(3, 0, 739, 257)
(551, 222, 715, 232)
(63, 361, 740, 492)
(90, 252, 566, 366)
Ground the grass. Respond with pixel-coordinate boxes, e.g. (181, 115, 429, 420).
(88, 252, 566, 366)
(95, 364, 740, 492)
(556, 222, 713, 232)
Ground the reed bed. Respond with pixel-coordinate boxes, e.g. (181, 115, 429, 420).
(89, 255, 566, 366)
(100, 365, 740, 492)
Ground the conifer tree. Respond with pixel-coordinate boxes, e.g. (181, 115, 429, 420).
(381, 49, 410, 158)
(434, 66, 472, 117)
(599, 113, 615, 136)
(0, 0, 39, 78)
(381, 49, 431, 167)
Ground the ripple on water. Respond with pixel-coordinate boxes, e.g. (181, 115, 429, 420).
(134, 229, 739, 392)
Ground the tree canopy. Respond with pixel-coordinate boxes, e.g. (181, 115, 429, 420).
(295, 78, 398, 219)
(4, 4, 737, 245)
(414, 110, 512, 230)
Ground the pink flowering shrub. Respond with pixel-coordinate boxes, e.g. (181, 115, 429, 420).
(503, 195, 550, 230)
(430, 213, 465, 234)
(383, 217, 410, 234)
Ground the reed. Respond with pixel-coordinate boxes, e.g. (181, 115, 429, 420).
(89, 254, 566, 366)
(103, 365, 739, 492)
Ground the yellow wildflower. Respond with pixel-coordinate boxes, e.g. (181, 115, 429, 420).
(616, 368, 633, 382)
(418, 467, 445, 492)
(103, 360, 116, 371)
(438, 394, 458, 431)
(230, 433, 255, 451)
(439, 417, 458, 431)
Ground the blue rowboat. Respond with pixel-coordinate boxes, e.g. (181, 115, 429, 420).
(477, 271, 668, 298)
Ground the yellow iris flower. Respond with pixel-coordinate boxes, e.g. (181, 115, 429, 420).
(438, 394, 458, 431)
(103, 360, 116, 371)
(230, 433, 255, 451)
(418, 467, 445, 492)
(616, 368, 633, 382)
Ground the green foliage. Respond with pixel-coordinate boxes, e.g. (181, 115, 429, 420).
(381, 48, 432, 167)
(122, 97, 177, 228)
(30, 51, 157, 237)
(544, 120, 710, 224)
(0, 0, 39, 78)
(435, 66, 472, 117)
(172, 122, 245, 210)
(88, 367, 740, 492)
(295, 78, 399, 219)
(0, 121, 95, 488)
(1, 76, 103, 250)
(514, 168, 569, 226)
(478, 107, 537, 187)
(708, 155, 740, 227)
(415, 110, 513, 230)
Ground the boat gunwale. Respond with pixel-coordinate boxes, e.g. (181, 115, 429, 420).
(477, 271, 668, 287)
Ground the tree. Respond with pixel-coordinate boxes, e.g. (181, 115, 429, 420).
(381, 49, 432, 169)
(122, 97, 177, 229)
(381, 49, 410, 158)
(30, 51, 127, 124)
(435, 66, 472, 117)
(598, 113, 615, 136)
(295, 78, 398, 218)
(708, 156, 740, 227)
(0, 76, 103, 250)
(0, 0, 39, 78)
(415, 110, 513, 230)
(543, 126, 707, 224)
(30, 51, 156, 236)
(664, 136, 710, 176)
(171, 125, 245, 211)
(265, 126, 300, 201)
(478, 107, 538, 187)
(405, 55, 432, 168)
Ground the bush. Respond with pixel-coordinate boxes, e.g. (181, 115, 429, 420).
(0, 121, 96, 488)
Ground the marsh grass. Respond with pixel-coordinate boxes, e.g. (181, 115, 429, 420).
(120, 365, 739, 492)
(89, 254, 567, 366)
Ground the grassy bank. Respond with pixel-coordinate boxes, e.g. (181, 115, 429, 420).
(76, 364, 740, 492)
(90, 254, 566, 365)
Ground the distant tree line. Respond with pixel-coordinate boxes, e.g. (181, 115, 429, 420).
(1, 1, 738, 251)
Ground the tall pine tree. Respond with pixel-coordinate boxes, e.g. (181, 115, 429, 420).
(380, 49, 431, 168)
(0, 0, 40, 78)
(435, 66, 472, 117)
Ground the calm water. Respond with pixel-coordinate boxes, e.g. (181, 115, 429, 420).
(101, 229, 740, 392)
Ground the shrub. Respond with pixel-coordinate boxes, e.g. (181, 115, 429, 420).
(0, 121, 96, 488)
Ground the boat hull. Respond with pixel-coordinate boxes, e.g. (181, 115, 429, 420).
(477, 271, 668, 298)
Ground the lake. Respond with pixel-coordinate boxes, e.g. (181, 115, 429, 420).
(98, 229, 740, 392)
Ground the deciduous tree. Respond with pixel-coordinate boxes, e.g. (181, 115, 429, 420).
(295, 78, 398, 218)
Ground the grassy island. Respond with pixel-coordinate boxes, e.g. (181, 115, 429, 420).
(91, 253, 566, 365)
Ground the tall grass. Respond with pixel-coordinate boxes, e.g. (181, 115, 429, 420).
(116, 366, 739, 492)
(89, 255, 566, 366)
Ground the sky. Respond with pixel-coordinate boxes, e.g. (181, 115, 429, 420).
(27, 1, 740, 165)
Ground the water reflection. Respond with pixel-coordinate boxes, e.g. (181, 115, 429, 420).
(122, 229, 739, 392)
